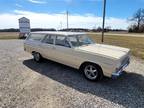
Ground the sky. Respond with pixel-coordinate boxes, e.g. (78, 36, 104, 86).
(0, 0, 144, 29)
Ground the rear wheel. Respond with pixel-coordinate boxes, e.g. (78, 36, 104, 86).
(33, 52, 42, 62)
(82, 63, 103, 81)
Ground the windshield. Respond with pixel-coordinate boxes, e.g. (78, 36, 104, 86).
(69, 35, 94, 47)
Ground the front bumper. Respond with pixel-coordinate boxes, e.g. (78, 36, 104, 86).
(112, 59, 130, 79)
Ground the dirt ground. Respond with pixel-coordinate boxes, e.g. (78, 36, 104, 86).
(0, 40, 144, 108)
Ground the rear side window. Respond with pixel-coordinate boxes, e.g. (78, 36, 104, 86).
(55, 36, 70, 47)
(28, 34, 45, 41)
(43, 35, 55, 44)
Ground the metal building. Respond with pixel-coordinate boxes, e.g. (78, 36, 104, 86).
(19, 17, 31, 38)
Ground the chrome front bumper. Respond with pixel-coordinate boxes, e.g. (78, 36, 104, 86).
(112, 59, 130, 79)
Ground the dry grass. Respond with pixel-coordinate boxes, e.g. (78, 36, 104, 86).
(88, 33, 144, 59)
(89, 32, 144, 37)
(0, 32, 19, 39)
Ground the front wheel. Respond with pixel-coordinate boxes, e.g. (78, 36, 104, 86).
(82, 63, 103, 81)
(33, 52, 42, 62)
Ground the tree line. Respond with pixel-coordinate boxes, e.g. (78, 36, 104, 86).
(0, 28, 56, 32)
(0, 28, 126, 32)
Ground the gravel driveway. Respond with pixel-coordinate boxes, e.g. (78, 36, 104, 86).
(0, 40, 144, 108)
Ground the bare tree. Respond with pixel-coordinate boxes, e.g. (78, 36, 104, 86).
(131, 8, 144, 30)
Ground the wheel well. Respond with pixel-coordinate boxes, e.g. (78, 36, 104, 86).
(31, 51, 40, 56)
(79, 61, 103, 73)
(31, 51, 35, 54)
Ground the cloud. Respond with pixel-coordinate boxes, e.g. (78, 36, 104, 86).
(14, 10, 35, 15)
(27, 0, 47, 4)
(15, 4, 23, 8)
(0, 10, 129, 29)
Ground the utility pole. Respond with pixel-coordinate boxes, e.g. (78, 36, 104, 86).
(66, 10, 69, 30)
(102, 0, 106, 43)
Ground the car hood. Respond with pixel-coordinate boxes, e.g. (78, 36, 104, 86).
(76, 44, 130, 59)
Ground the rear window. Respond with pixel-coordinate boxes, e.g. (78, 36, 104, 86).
(28, 34, 45, 41)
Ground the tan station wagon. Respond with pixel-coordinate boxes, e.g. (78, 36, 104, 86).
(24, 31, 130, 81)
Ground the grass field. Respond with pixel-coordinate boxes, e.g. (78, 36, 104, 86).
(0, 32, 19, 39)
(89, 32, 144, 37)
(88, 33, 144, 59)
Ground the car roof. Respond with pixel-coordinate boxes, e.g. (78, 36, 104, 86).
(31, 31, 86, 36)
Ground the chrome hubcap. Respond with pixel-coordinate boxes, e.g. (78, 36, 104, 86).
(84, 65, 98, 80)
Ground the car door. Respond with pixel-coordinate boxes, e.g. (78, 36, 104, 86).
(53, 36, 78, 68)
(40, 34, 56, 60)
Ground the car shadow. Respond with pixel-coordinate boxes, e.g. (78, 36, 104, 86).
(23, 59, 144, 108)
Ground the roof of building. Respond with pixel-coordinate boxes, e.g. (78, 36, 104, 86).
(19, 17, 29, 21)
(31, 31, 86, 36)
